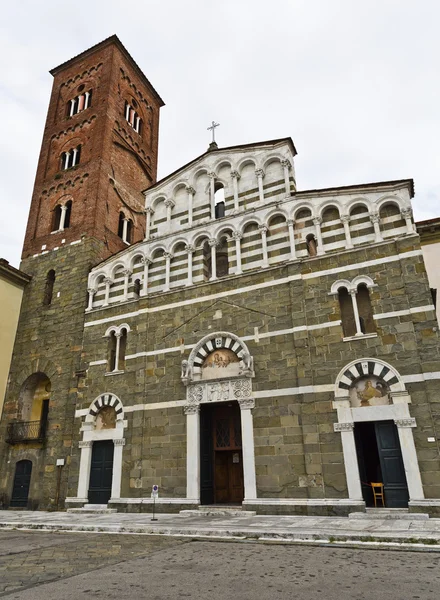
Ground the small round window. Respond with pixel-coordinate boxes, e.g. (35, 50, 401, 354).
(77, 84, 85, 93)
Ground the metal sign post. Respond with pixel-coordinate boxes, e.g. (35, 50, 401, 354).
(151, 484, 159, 521)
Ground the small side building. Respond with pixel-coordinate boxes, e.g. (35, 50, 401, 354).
(0, 260, 31, 414)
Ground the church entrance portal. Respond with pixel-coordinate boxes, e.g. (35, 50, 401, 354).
(200, 402, 244, 505)
(355, 420, 409, 508)
(88, 440, 114, 504)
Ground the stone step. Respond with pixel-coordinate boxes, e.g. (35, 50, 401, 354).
(349, 510, 429, 520)
(67, 504, 117, 514)
(180, 506, 256, 517)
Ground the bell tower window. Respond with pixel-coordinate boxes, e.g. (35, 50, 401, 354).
(43, 270, 56, 306)
(124, 100, 142, 134)
(61, 145, 81, 170)
(68, 88, 92, 117)
(118, 212, 133, 244)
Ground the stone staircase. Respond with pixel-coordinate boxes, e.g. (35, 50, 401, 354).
(349, 508, 429, 520)
(67, 504, 117, 514)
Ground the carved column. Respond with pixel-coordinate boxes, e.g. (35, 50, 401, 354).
(349, 289, 363, 336)
(334, 422, 363, 500)
(77, 440, 93, 500)
(59, 204, 68, 231)
(208, 172, 216, 219)
(140, 257, 152, 297)
(113, 331, 123, 371)
(232, 231, 243, 274)
(394, 418, 424, 500)
(286, 219, 296, 260)
(111, 438, 126, 500)
(209, 239, 218, 280)
(185, 404, 200, 501)
(341, 215, 353, 249)
(63, 150, 70, 170)
(165, 199, 175, 225)
(145, 207, 154, 241)
(163, 252, 173, 291)
(313, 216, 325, 255)
(122, 269, 132, 301)
(230, 171, 240, 211)
(401, 207, 415, 235)
(238, 398, 257, 501)
(281, 159, 292, 196)
(370, 213, 383, 243)
(259, 225, 269, 268)
(255, 169, 265, 203)
(86, 287, 96, 311)
(122, 218, 129, 243)
(186, 186, 195, 227)
(185, 244, 195, 286)
(103, 277, 113, 307)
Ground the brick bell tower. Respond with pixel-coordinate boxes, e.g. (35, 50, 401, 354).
(0, 36, 163, 509)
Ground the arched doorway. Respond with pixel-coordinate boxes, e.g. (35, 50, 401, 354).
(10, 460, 32, 507)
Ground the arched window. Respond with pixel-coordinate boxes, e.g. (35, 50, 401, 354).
(133, 279, 141, 297)
(126, 219, 133, 244)
(338, 287, 357, 337)
(214, 184, 225, 219)
(64, 200, 72, 229)
(306, 233, 318, 256)
(118, 213, 132, 243)
(61, 145, 81, 170)
(124, 100, 142, 134)
(43, 270, 55, 306)
(107, 328, 128, 372)
(357, 284, 375, 334)
(216, 236, 229, 277)
(118, 213, 125, 238)
(68, 88, 92, 117)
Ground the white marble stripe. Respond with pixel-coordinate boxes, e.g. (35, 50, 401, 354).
(374, 305, 435, 320)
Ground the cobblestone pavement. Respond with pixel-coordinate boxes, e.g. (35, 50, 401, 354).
(0, 531, 440, 599)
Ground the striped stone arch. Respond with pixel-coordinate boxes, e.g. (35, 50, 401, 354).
(189, 332, 250, 368)
(88, 393, 124, 419)
(335, 358, 405, 398)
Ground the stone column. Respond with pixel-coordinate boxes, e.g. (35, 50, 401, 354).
(231, 171, 240, 211)
(185, 404, 200, 501)
(209, 239, 218, 280)
(145, 208, 154, 241)
(255, 169, 265, 203)
(208, 172, 216, 219)
(186, 186, 195, 227)
(71, 147, 79, 167)
(59, 204, 68, 231)
(239, 398, 257, 501)
(401, 207, 415, 235)
(113, 331, 123, 371)
(349, 289, 363, 336)
(281, 159, 292, 196)
(140, 257, 152, 297)
(341, 215, 353, 249)
(232, 231, 243, 274)
(110, 438, 126, 500)
(313, 216, 325, 255)
(163, 252, 173, 291)
(84, 91, 90, 109)
(86, 287, 96, 311)
(165, 199, 175, 226)
(286, 219, 296, 260)
(77, 440, 93, 501)
(122, 269, 132, 301)
(122, 218, 129, 243)
(69, 99, 76, 117)
(185, 244, 195, 286)
(334, 422, 363, 500)
(370, 213, 383, 243)
(63, 151, 70, 170)
(259, 225, 269, 268)
(103, 278, 113, 307)
(394, 418, 424, 500)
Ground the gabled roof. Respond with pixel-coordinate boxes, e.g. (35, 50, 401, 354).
(50, 34, 165, 107)
(143, 137, 297, 194)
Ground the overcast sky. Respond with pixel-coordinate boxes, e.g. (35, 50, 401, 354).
(1, 0, 439, 268)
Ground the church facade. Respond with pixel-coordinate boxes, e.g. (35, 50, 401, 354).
(1, 36, 439, 516)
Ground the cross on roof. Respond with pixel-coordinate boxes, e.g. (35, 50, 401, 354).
(207, 121, 220, 143)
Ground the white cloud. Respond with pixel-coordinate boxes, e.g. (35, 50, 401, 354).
(1, 0, 439, 267)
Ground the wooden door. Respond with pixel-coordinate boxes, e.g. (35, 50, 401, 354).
(10, 460, 32, 507)
(375, 421, 409, 508)
(213, 404, 244, 504)
(88, 440, 114, 504)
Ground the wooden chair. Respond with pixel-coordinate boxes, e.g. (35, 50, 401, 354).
(371, 482, 385, 507)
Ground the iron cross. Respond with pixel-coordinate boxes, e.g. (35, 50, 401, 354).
(207, 121, 220, 143)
